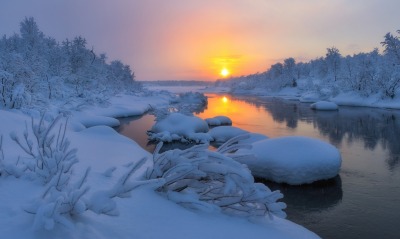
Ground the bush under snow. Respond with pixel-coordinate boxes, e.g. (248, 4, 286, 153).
(146, 135, 287, 219)
(1, 114, 160, 231)
(148, 113, 212, 143)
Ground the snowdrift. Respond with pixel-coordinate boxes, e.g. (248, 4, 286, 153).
(237, 136, 342, 185)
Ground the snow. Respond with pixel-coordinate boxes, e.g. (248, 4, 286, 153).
(149, 113, 212, 143)
(144, 85, 208, 94)
(236, 136, 342, 185)
(71, 112, 120, 128)
(209, 126, 249, 143)
(83, 94, 171, 118)
(174, 92, 207, 105)
(237, 133, 269, 144)
(299, 92, 320, 103)
(0, 107, 321, 239)
(205, 115, 232, 126)
(310, 101, 339, 111)
(0, 18, 322, 238)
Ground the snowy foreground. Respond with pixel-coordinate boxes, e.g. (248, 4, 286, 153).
(0, 95, 320, 239)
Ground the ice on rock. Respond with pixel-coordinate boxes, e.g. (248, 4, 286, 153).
(209, 126, 268, 145)
(299, 92, 320, 103)
(205, 116, 232, 126)
(149, 113, 212, 143)
(209, 126, 249, 143)
(237, 136, 342, 185)
(310, 101, 339, 111)
(237, 133, 269, 144)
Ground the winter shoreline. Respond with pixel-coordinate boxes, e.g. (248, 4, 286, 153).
(0, 91, 321, 239)
(201, 86, 400, 110)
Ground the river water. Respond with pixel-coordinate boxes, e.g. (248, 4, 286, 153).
(116, 93, 400, 239)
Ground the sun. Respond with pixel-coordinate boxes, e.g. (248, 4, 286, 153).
(220, 68, 230, 77)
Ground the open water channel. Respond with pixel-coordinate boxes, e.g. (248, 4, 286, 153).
(116, 93, 400, 239)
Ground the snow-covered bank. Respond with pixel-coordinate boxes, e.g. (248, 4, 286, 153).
(207, 84, 400, 110)
(70, 94, 171, 128)
(310, 101, 339, 111)
(0, 101, 320, 238)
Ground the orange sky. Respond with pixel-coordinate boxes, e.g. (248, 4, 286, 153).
(1, 0, 400, 81)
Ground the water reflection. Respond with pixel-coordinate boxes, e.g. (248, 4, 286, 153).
(115, 114, 157, 153)
(116, 93, 400, 239)
(258, 176, 343, 216)
(198, 95, 400, 171)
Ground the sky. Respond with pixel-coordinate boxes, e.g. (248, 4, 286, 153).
(1, 0, 400, 81)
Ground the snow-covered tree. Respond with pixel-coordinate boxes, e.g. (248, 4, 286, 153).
(0, 17, 141, 110)
(283, 57, 297, 87)
(381, 31, 400, 65)
(218, 28, 400, 100)
(325, 47, 341, 82)
(380, 31, 400, 98)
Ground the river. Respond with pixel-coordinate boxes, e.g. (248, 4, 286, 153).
(116, 93, 400, 239)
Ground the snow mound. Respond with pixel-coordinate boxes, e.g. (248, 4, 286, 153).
(149, 113, 212, 143)
(310, 101, 339, 111)
(299, 92, 319, 103)
(238, 133, 269, 144)
(209, 126, 249, 144)
(71, 112, 120, 128)
(205, 116, 232, 126)
(237, 136, 341, 185)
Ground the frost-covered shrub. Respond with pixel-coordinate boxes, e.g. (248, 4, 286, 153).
(24, 158, 160, 231)
(174, 92, 208, 115)
(10, 114, 78, 184)
(0, 71, 30, 109)
(177, 92, 207, 105)
(24, 168, 91, 230)
(146, 135, 287, 219)
(152, 92, 208, 118)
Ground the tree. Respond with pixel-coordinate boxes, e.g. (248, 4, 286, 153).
(381, 31, 400, 65)
(283, 58, 297, 87)
(19, 17, 44, 52)
(380, 31, 400, 98)
(325, 47, 342, 82)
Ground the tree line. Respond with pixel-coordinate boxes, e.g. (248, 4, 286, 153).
(0, 17, 142, 110)
(216, 30, 400, 99)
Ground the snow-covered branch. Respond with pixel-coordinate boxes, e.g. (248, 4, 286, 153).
(147, 137, 287, 220)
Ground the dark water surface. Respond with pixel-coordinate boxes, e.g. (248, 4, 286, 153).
(116, 94, 400, 239)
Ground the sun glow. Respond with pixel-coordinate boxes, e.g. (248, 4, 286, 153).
(220, 68, 230, 77)
(222, 96, 229, 103)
